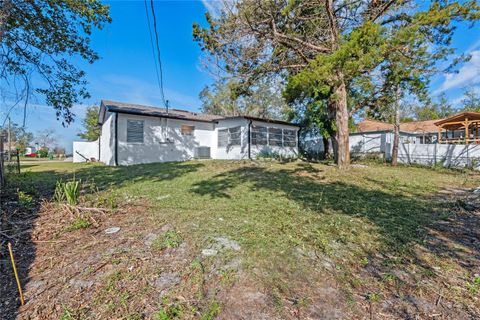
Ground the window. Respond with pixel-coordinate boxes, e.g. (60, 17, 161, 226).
(218, 129, 228, 147)
(268, 128, 283, 146)
(251, 125, 267, 145)
(181, 125, 195, 136)
(283, 129, 297, 147)
(218, 126, 241, 147)
(127, 120, 144, 143)
(229, 126, 241, 146)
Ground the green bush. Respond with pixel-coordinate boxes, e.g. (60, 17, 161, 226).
(38, 148, 49, 158)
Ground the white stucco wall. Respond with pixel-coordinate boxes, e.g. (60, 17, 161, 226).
(90, 112, 300, 165)
(99, 112, 115, 166)
(73, 140, 99, 163)
(116, 113, 215, 165)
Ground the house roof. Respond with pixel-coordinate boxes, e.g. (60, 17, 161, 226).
(356, 118, 442, 134)
(99, 100, 300, 127)
(434, 111, 480, 126)
(100, 100, 224, 123)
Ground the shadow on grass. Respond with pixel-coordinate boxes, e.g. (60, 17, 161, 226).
(0, 161, 203, 320)
(190, 164, 476, 264)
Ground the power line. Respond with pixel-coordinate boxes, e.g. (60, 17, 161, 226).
(143, 0, 167, 108)
(143, 0, 162, 103)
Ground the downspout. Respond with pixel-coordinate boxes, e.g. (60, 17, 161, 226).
(247, 120, 252, 160)
(114, 112, 119, 166)
(98, 134, 101, 162)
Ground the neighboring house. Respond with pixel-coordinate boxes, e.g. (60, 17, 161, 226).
(73, 100, 300, 165)
(350, 118, 442, 157)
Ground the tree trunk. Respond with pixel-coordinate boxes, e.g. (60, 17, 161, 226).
(322, 136, 330, 159)
(391, 89, 400, 166)
(332, 77, 350, 170)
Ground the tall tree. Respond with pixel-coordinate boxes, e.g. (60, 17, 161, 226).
(35, 128, 57, 149)
(0, 0, 111, 125)
(194, 0, 480, 169)
(461, 86, 480, 112)
(414, 94, 454, 120)
(0, 121, 33, 153)
(78, 105, 101, 141)
(200, 77, 291, 119)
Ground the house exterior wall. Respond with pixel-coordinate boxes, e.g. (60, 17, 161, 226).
(75, 112, 300, 166)
(116, 113, 215, 165)
(73, 140, 99, 163)
(99, 112, 115, 166)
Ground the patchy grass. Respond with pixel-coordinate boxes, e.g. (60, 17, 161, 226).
(5, 160, 480, 319)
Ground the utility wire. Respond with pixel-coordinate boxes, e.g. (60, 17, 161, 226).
(144, 0, 167, 108)
(143, 0, 163, 104)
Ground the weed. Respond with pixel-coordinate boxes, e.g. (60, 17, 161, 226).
(201, 300, 221, 320)
(18, 191, 34, 208)
(60, 305, 74, 320)
(67, 216, 92, 231)
(152, 230, 183, 250)
(54, 180, 66, 203)
(467, 276, 480, 295)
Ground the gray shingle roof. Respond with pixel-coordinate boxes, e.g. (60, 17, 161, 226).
(100, 100, 300, 127)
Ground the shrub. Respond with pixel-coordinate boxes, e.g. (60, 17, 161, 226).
(38, 148, 49, 158)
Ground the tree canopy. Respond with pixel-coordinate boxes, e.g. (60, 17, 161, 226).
(200, 77, 291, 120)
(194, 0, 480, 169)
(0, 0, 111, 125)
(78, 105, 101, 141)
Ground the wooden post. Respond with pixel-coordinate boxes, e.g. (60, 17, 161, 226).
(465, 117, 469, 144)
(16, 152, 20, 174)
(437, 126, 442, 144)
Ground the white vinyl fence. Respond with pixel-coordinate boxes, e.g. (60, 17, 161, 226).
(350, 131, 480, 170)
(397, 143, 480, 169)
(73, 140, 99, 163)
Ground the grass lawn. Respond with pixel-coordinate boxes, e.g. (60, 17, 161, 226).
(2, 160, 479, 319)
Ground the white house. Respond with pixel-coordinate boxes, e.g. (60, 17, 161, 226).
(73, 100, 300, 165)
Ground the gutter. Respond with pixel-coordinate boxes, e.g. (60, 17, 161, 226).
(114, 112, 118, 166)
(247, 119, 252, 160)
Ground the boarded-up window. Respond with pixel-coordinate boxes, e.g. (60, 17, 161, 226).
(181, 125, 195, 136)
(251, 125, 267, 145)
(268, 128, 283, 146)
(126, 120, 144, 143)
(218, 126, 241, 147)
(283, 129, 297, 147)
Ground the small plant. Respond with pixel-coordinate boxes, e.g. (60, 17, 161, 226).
(67, 217, 91, 231)
(18, 191, 34, 208)
(53, 180, 66, 203)
(152, 230, 183, 250)
(467, 276, 480, 295)
(64, 178, 81, 205)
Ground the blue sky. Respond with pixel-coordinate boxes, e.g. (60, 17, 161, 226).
(2, 0, 480, 152)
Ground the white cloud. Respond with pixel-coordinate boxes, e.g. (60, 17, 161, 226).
(200, 0, 225, 17)
(433, 50, 480, 94)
